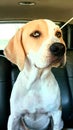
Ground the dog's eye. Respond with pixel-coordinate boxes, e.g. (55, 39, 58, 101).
(55, 31, 61, 38)
(30, 31, 41, 38)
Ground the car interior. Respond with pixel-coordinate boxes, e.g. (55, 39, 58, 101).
(0, 0, 73, 130)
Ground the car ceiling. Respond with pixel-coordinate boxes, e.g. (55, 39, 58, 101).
(0, 0, 73, 24)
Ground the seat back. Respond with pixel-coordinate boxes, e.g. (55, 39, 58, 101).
(0, 54, 19, 130)
(0, 55, 11, 130)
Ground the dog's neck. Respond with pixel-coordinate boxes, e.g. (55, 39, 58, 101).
(22, 59, 52, 90)
(23, 58, 51, 81)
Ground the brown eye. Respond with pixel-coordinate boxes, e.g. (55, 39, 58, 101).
(30, 31, 41, 38)
(55, 31, 61, 38)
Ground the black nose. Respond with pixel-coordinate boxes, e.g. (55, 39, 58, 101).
(50, 42, 65, 57)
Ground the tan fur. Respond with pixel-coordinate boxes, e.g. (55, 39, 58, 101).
(4, 28, 26, 70)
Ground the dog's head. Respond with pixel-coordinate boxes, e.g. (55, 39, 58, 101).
(4, 19, 66, 70)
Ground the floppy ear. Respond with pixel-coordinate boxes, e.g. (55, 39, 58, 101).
(4, 28, 25, 71)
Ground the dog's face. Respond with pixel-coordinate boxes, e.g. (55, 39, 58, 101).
(4, 19, 66, 70)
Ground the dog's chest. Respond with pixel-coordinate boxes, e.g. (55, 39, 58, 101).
(21, 72, 60, 113)
(20, 75, 60, 129)
(11, 69, 61, 129)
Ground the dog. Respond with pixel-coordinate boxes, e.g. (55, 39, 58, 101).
(4, 19, 66, 130)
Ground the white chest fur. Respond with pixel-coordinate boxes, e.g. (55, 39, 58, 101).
(10, 65, 61, 115)
(9, 65, 62, 130)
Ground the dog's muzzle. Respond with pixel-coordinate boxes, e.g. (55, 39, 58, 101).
(50, 42, 65, 57)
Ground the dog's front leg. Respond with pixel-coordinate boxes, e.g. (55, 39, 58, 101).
(8, 114, 29, 130)
(52, 110, 63, 130)
(8, 114, 21, 130)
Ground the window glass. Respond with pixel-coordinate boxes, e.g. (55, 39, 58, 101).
(0, 23, 25, 50)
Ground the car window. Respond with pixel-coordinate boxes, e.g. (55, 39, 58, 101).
(0, 22, 25, 50)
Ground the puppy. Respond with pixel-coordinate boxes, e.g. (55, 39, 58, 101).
(4, 19, 66, 130)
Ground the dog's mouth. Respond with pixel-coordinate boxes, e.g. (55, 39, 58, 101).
(34, 56, 65, 70)
(49, 56, 65, 67)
